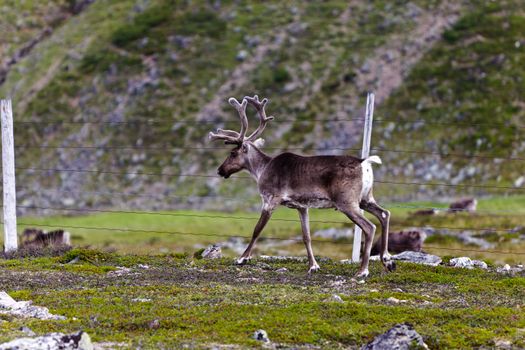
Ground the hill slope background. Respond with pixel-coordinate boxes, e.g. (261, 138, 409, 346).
(0, 0, 524, 213)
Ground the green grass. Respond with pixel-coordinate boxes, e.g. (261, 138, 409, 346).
(2, 195, 524, 264)
(0, 251, 524, 348)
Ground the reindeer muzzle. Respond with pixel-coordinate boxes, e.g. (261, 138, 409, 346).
(217, 168, 230, 179)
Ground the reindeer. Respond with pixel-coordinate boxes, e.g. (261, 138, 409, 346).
(209, 95, 394, 278)
(22, 228, 71, 248)
(370, 229, 427, 256)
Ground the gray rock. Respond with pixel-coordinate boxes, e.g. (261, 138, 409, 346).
(201, 244, 222, 259)
(0, 291, 66, 320)
(253, 329, 270, 343)
(0, 331, 92, 350)
(220, 237, 246, 255)
(450, 257, 488, 269)
(313, 227, 353, 240)
(457, 232, 495, 249)
(386, 297, 407, 304)
(391, 251, 442, 266)
(361, 323, 428, 350)
(19, 326, 35, 337)
(473, 260, 488, 269)
(449, 257, 472, 268)
(496, 264, 524, 274)
(326, 294, 344, 303)
(236, 50, 248, 61)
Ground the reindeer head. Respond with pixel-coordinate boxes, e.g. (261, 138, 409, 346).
(209, 95, 274, 179)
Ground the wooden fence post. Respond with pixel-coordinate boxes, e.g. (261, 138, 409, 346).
(352, 92, 375, 262)
(1, 99, 18, 252)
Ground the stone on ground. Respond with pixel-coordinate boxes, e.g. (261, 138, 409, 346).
(390, 251, 442, 266)
(0, 291, 65, 320)
(449, 257, 487, 269)
(362, 323, 428, 350)
(0, 331, 92, 350)
(201, 244, 223, 259)
(253, 329, 270, 343)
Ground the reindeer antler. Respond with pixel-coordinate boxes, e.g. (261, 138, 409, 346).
(244, 95, 274, 141)
(208, 97, 248, 144)
(209, 95, 273, 144)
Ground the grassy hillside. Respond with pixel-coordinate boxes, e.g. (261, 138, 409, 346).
(375, 0, 525, 199)
(0, 0, 523, 212)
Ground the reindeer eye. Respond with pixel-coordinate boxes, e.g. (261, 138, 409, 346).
(230, 151, 236, 157)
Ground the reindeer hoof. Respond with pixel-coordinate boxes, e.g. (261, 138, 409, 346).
(235, 257, 251, 265)
(354, 269, 369, 279)
(308, 264, 320, 274)
(386, 260, 396, 272)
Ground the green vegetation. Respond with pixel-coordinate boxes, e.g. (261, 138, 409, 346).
(1, 195, 524, 264)
(111, 4, 172, 47)
(377, 0, 525, 196)
(2, 1, 524, 348)
(0, 251, 524, 348)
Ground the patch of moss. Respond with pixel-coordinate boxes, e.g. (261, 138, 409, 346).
(173, 10, 227, 39)
(111, 4, 173, 47)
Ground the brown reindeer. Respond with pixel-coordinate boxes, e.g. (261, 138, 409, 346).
(22, 228, 71, 248)
(370, 229, 427, 256)
(448, 198, 477, 213)
(209, 95, 394, 278)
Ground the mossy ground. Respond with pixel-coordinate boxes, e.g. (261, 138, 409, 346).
(0, 249, 524, 348)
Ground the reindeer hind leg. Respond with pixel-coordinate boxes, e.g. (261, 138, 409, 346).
(360, 199, 395, 272)
(339, 204, 376, 278)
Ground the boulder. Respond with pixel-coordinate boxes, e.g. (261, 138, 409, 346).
(496, 264, 524, 274)
(390, 251, 442, 266)
(362, 323, 428, 350)
(253, 329, 270, 343)
(0, 291, 65, 320)
(0, 331, 92, 350)
(449, 257, 487, 269)
(201, 244, 222, 259)
(220, 237, 245, 255)
(313, 228, 353, 240)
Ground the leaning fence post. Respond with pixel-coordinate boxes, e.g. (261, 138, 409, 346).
(352, 92, 374, 263)
(1, 99, 18, 252)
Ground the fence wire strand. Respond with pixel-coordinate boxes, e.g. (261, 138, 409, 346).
(16, 166, 525, 192)
(9, 221, 525, 256)
(15, 204, 522, 233)
(14, 144, 525, 162)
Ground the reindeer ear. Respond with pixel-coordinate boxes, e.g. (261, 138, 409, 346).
(252, 138, 265, 148)
(241, 143, 249, 153)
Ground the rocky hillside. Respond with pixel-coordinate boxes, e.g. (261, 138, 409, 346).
(0, 0, 523, 213)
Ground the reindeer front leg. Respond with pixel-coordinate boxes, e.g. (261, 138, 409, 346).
(297, 207, 320, 273)
(236, 203, 275, 265)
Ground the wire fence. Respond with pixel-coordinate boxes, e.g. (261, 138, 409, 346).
(16, 166, 525, 192)
(11, 115, 525, 130)
(12, 204, 524, 233)
(5, 108, 525, 260)
(13, 185, 525, 214)
(8, 221, 525, 257)
(15, 144, 525, 162)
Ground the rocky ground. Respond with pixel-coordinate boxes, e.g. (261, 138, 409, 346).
(0, 248, 524, 348)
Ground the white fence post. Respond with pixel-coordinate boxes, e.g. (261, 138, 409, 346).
(352, 92, 375, 262)
(1, 99, 18, 252)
